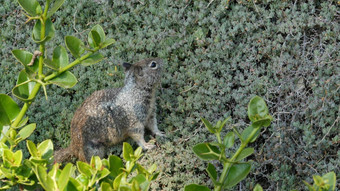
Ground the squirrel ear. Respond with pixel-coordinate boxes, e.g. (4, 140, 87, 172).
(123, 62, 132, 70)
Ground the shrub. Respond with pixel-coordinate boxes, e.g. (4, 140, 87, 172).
(1, 0, 338, 190)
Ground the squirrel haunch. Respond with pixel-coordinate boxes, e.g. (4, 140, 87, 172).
(55, 58, 165, 163)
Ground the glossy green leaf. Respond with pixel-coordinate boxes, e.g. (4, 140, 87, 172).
(184, 184, 211, 191)
(206, 163, 217, 182)
(17, 117, 29, 129)
(3, 149, 14, 167)
(81, 53, 104, 66)
(248, 96, 272, 127)
(67, 177, 83, 190)
(12, 70, 37, 101)
(32, 18, 55, 43)
(58, 163, 74, 191)
(101, 182, 113, 191)
(322, 171, 336, 191)
(235, 147, 254, 161)
(192, 143, 221, 161)
(201, 117, 215, 134)
(147, 163, 157, 174)
(35, 165, 55, 191)
(101, 38, 116, 48)
(49, 71, 78, 88)
(12, 50, 39, 77)
(47, 0, 66, 18)
(253, 184, 263, 191)
(18, 0, 42, 16)
(13, 150, 23, 166)
(108, 155, 123, 177)
(90, 156, 102, 170)
(88, 30, 101, 48)
(27, 140, 38, 157)
(132, 174, 149, 191)
(37, 139, 53, 160)
(0, 94, 20, 126)
(113, 173, 124, 189)
(223, 131, 235, 148)
(77, 161, 93, 177)
(303, 180, 315, 191)
(97, 168, 110, 181)
(16, 123, 36, 142)
(123, 142, 133, 161)
(52, 46, 69, 68)
(217, 117, 230, 132)
(88, 25, 105, 48)
(65, 36, 85, 58)
(44, 58, 58, 70)
(241, 125, 261, 143)
(224, 163, 251, 188)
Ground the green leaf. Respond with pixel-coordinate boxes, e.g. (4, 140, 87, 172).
(322, 171, 336, 191)
(18, 0, 42, 16)
(206, 163, 217, 182)
(201, 117, 215, 134)
(223, 131, 235, 148)
(123, 142, 133, 161)
(88, 25, 105, 48)
(101, 38, 116, 48)
(192, 143, 221, 161)
(17, 117, 29, 129)
(147, 163, 157, 174)
(90, 156, 102, 170)
(81, 53, 104, 66)
(217, 117, 230, 132)
(32, 18, 55, 43)
(248, 96, 272, 127)
(35, 165, 56, 191)
(184, 184, 211, 191)
(253, 184, 263, 191)
(12, 50, 39, 77)
(77, 161, 93, 177)
(108, 155, 123, 178)
(13, 150, 23, 166)
(52, 46, 69, 68)
(12, 70, 37, 101)
(0, 94, 20, 126)
(113, 173, 124, 189)
(47, 0, 66, 18)
(65, 36, 85, 58)
(224, 163, 251, 188)
(101, 182, 113, 191)
(58, 163, 74, 191)
(49, 71, 78, 88)
(241, 125, 261, 143)
(88, 30, 101, 48)
(67, 177, 83, 190)
(37, 139, 54, 160)
(16, 123, 36, 142)
(303, 180, 315, 191)
(97, 168, 110, 181)
(235, 147, 254, 161)
(27, 140, 38, 157)
(3, 149, 14, 167)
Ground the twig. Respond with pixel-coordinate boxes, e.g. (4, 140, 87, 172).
(28, 51, 42, 66)
(317, 116, 339, 144)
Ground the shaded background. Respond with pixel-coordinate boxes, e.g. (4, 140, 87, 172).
(0, 0, 339, 190)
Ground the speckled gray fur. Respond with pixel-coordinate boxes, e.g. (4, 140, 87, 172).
(55, 58, 164, 162)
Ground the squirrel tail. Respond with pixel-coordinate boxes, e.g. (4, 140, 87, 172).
(54, 146, 73, 163)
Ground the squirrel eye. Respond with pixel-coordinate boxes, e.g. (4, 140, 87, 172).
(150, 61, 157, 68)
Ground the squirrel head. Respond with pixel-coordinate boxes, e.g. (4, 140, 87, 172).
(123, 58, 162, 90)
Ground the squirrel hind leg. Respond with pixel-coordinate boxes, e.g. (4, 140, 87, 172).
(82, 141, 106, 162)
(54, 147, 73, 163)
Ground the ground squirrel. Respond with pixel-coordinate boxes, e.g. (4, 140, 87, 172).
(55, 58, 165, 162)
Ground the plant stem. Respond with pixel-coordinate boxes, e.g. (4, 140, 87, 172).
(44, 47, 99, 82)
(1, 83, 42, 143)
(214, 127, 260, 191)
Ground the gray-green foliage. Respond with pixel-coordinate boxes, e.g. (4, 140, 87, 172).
(1, 0, 339, 190)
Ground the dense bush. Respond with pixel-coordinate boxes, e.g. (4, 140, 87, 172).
(1, 0, 338, 190)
